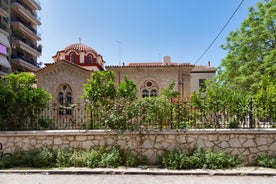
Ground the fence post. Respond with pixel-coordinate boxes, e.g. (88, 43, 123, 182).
(90, 104, 93, 129)
(170, 98, 173, 129)
(249, 97, 254, 128)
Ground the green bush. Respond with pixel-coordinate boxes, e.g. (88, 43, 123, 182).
(202, 149, 241, 169)
(256, 154, 276, 168)
(38, 118, 54, 129)
(86, 148, 103, 168)
(0, 146, 148, 169)
(228, 121, 239, 129)
(99, 146, 123, 168)
(69, 150, 88, 167)
(161, 148, 242, 170)
(0, 155, 13, 169)
(161, 149, 190, 170)
(56, 148, 72, 167)
(32, 147, 57, 168)
(123, 151, 148, 167)
(12, 148, 40, 167)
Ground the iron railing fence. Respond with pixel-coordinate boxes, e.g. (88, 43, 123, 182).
(0, 100, 275, 131)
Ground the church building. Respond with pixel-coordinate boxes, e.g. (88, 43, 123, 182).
(36, 42, 216, 105)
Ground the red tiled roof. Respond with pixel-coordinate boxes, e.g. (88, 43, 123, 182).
(35, 60, 92, 73)
(106, 61, 193, 68)
(128, 61, 188, 66)
(63, 43, 97, 54)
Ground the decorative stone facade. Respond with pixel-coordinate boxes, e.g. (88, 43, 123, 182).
(107, 65, 193, 98)
(36, 42, 216, 100)
(36, 60, 92, 103)
(107, 56, 216, 99)
(1, 129, 275, 164)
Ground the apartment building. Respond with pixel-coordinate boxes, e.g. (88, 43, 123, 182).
(0, 0, 41, 75)
(0, 0, 11, 75)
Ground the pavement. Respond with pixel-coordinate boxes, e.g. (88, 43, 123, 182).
(0, 167, 276, 176)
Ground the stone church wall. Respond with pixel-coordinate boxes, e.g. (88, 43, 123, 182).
(36, 62, 92, 103)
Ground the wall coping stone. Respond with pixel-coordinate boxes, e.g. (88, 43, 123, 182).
(0, 129, 275, 137)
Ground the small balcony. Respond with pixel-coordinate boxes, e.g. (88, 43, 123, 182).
(12, 38, 42, 57)
(11, 54, 39, 71)
(11, 18, 41, 41)
(0, 22, 9, 33)
(0, 2, 9, 17)
(11, 1, 41, 25)
(22, 0, 41, 10)
(0, 68, 10, 76)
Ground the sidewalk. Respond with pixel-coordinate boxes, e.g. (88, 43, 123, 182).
(1, 167, 276, 176)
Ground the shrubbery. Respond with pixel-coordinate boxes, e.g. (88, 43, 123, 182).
(2, 146, 276, 170)
(160, 148, 242, 170)
(256, 154, 276, 169)
(0, 73, 51, 131)
(0, 146, 147, 169)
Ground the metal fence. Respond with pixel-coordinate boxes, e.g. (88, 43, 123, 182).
(36, 100, 275, 130)
(0, 99, 275, 131)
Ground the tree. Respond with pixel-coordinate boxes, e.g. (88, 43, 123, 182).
(191, 79, 249, 128)
(82, 71, 138, 129)
(192, 0, 276, 127)
(220, 0, 275, 90)
(0, 73, 51, 130)
(161, 80, 180, 100)
(219, 0, 276, 123)
(116, 75, 137, 101)
(83, 71, 116, 104)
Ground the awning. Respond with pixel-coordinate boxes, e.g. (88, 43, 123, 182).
(0, 55, 11, 69)
(0, 33, 10, 48)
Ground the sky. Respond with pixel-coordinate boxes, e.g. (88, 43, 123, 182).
(38, 0, 261, 68)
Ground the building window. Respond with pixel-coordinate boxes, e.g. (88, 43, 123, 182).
(58, 92, 64, 105)
(70, 53, 76, 63)
(150, 89, 157, 97)
(142, 89, 149, 98)
(140, 80, 159, 98)
(88, 55, 93, 63)
(199, 79, 206, 91)
(57, 84, 72, 115)
(146, 81, 152, 87)
(66, 92, 72, 103)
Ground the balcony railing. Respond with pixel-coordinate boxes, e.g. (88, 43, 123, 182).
(11, 54, 39, 67)
(34, 0, 40, 6)
(12, 35, 42, 54)
(0, 22, 8, 32)
(11, 1, 41, 24)
(12, 17, 41, 38)
(0, 2, 9, 12)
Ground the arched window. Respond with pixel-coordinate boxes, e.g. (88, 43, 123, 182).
(70, 53, 76, 63)
(88, 55, 93, 63)
(66, 92, 72, 104)
(140, 80, 159, 98)
(58, 92, 64, 104)
(142, 89, 149, 98)
(57, 84, 72, 115)
(150, 89, 157, 97)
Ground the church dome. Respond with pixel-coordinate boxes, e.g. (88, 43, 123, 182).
(52, 42, 105, 71)
(63, 43, 97, 54)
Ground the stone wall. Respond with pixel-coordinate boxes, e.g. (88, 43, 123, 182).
(36, 60, 92, 103)
(1, 129, 276, 164)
